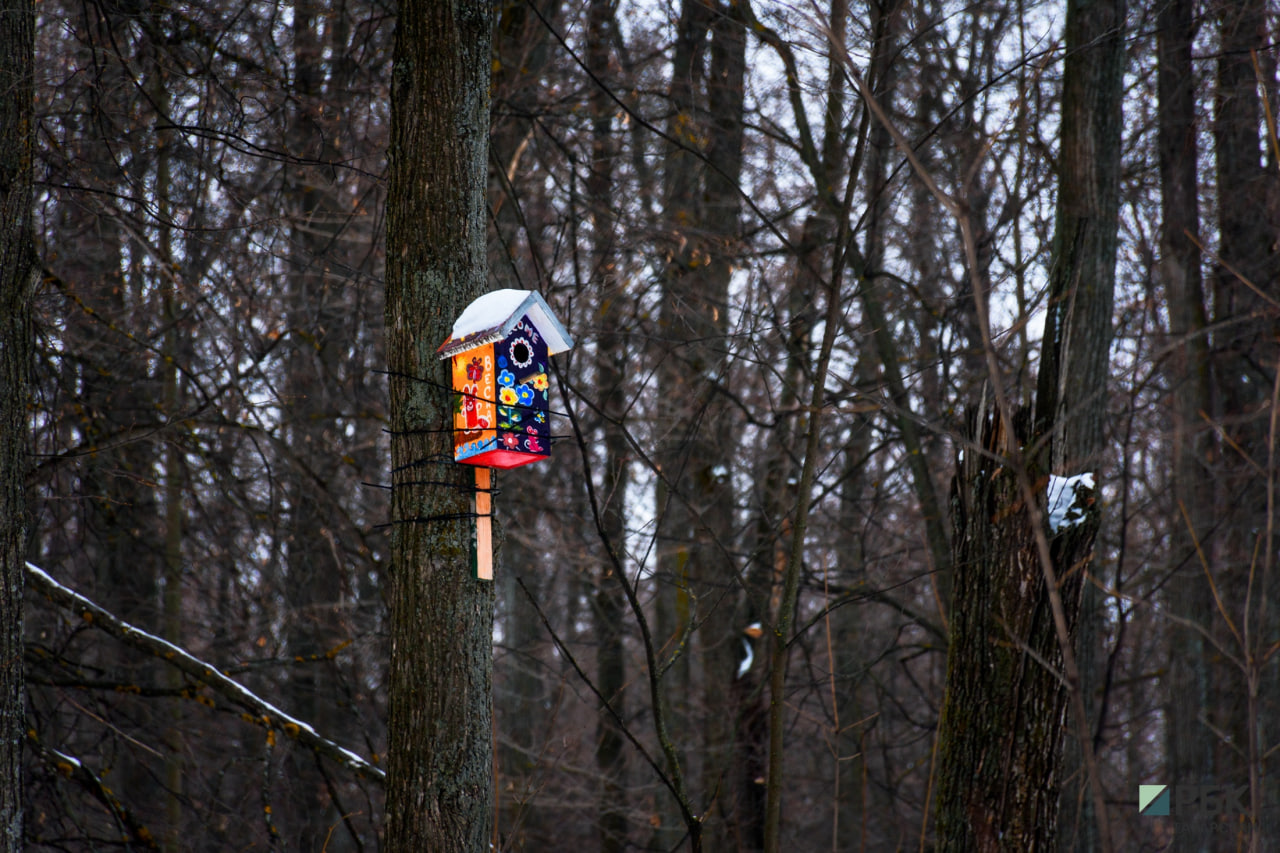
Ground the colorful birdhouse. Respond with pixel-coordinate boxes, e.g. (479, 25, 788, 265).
(437, 289, 574, 470)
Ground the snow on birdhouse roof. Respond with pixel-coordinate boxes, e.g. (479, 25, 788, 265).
(437, 289, 575, 359)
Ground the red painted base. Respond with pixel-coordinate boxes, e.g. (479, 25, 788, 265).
(459, 448, 548, 470)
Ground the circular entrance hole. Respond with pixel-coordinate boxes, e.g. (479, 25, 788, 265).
(511, 340, 532, 367)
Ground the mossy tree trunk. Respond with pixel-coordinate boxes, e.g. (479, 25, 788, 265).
(384, 1, 495, 850)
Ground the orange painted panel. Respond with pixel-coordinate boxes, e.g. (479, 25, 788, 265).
(452, 343, 497, 463)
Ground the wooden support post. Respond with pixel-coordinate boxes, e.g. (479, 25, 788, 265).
(474, 467, 493, 581)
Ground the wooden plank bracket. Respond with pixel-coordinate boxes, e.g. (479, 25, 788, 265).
(474, 467, 493, 581)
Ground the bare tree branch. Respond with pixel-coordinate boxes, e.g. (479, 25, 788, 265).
(25, 562, 385, 784)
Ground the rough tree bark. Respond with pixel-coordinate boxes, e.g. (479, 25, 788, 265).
(0, 0, 34, 844)
(384, 1, 495, 850)
(934, 0, 1125, 848)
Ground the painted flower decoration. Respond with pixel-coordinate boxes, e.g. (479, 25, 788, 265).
(497, 369, 515, 387)
(531, 373, 549, 391)
(509, 336, 534, 368)
(502, 432, 520, 449)
(535, 412, 546, 424)
(499, 386, 518, 406)
(516, 385, 535, 407)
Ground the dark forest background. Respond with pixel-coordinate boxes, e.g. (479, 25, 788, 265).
(8, 0, 1280, 849)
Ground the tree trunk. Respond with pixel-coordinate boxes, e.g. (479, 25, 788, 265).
(489, 0, 562, 287)
(1157, 1, 1215, 849)
(1210, 3, 1276, 837)
(832, 3, 891, 841)
(651, 1, 714, 846)
(0, 0, 33, 844)
(586, 2, 629, 849)
(939, 399, 1093, 852)
(384, 1, 495, 850)
(696, 9, 747, 851)
(281, 5, 356, 843)
(935, 0, 1125, 847)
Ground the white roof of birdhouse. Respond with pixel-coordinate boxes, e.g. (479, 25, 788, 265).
(437, 289, 575, 359)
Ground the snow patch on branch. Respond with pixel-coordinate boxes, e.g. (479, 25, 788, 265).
(1046, 473, 1094, 533)
(736, 639, 753, 679)
(47, 745, 82, 770)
